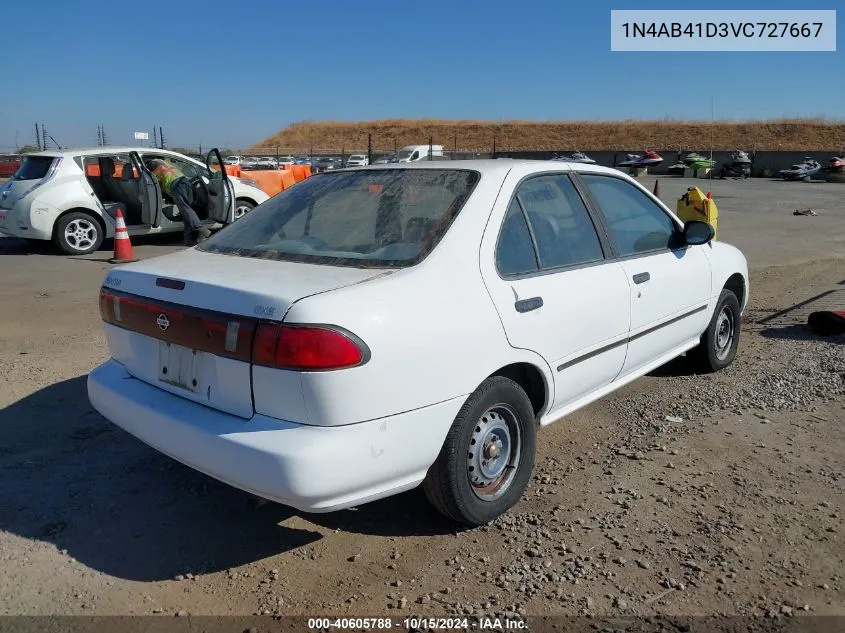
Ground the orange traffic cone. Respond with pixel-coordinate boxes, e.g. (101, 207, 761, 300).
(653, 178, 661, 198)
(109, 208, 138, 264)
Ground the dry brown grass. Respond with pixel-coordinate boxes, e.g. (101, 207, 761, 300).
(255, 118, 845, 152)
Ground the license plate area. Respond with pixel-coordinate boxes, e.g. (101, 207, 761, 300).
(158, 341, 202, 392)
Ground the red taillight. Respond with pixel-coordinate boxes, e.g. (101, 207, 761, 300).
(252, 323, 367, 371)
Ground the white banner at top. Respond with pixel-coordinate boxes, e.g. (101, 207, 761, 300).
(611, 10, 836, 52)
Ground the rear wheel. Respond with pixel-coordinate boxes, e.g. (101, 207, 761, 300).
(689, 289, 741, 372)
(423, 376, 536, 527)
(54, 211, 103, 255)
(234, 199, 255, 220)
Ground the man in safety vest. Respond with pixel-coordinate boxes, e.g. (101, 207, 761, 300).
(146, 159, 211, 246)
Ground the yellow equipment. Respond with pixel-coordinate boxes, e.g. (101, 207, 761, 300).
(676, 186, 718, 240)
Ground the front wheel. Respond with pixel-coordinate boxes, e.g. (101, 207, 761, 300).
(423, 376, 537, 527)
(54, 211, 103, 255)
(234, 199, 255, 221)
(689, 289, 741, 372)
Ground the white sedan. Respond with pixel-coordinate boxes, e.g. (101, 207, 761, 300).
(0, 147, 269, 254)
(87, 160, 748, 526)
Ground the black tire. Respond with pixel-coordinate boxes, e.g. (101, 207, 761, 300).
(234, 199, 255, 221)
(54, 211, 104, 256)
(688, 289, 741, 373)
(423, 376, 537, 527)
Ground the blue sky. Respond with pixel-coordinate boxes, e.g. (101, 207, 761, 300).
(1, 0, 841, 150)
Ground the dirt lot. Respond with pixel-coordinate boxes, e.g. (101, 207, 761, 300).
(0, 176, 843, 623)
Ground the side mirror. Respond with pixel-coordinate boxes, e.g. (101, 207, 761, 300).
(683, 220, 714, 245)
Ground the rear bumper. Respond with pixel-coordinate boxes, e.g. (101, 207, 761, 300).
(87, 360, 463, 512)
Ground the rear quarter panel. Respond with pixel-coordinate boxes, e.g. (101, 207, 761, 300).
(27, 164, 102, 238)
(272, 167, 555, 427)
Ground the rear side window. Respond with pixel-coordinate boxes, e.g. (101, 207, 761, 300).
(581, 174, 676, 256)
(496, 199, 539, 276)
(198, 168, 480, 268)
(13, 156, 55, 181)
(516, 175, 604, 270)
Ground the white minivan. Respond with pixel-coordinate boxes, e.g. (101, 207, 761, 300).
(0, 148, 269, 255)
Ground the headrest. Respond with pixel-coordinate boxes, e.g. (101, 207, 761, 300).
(101, 157, 115, 177)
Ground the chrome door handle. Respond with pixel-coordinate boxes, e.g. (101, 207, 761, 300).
(633, 272, 650, 284)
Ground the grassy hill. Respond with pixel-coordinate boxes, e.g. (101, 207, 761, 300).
(255, 118, 845, 153)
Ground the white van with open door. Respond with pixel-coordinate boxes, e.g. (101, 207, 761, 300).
(0, 147, 269, 255)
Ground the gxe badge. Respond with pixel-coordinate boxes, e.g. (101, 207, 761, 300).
(156, 313, 170, 331)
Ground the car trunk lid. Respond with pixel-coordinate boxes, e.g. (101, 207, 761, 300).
(99, 248, 391, 418)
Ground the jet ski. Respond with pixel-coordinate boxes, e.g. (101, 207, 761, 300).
(826, 156, 845, 173)
(780, 157, 822, 181)
(617, 150, 663, 167)
(685, 152, 716, 169)
(730, 150, 752, 164)
(714, 150, 753, 179)
(667, 161, 687, 175)
(552, 151, 596, 164)
(668, 151, 717, 174)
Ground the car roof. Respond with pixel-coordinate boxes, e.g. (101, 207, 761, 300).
(29, 147, 197, 159)
(350, 158, 623, 176)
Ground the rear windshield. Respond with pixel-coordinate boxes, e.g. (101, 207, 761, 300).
(14, 156, 55, 181)
(198, 168, 480, 268)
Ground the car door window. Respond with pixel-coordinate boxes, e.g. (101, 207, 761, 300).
(516, 175, 604, 270)
(496, 199, 539, 276)
(167, 156, 203, 179)
(580, 174, 676, 256)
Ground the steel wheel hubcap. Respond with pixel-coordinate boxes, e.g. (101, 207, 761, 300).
(234, 204, 251, 220)
(467, 405, 521, 501)
(64, 219, 97, 251)
(714, 306, 735, 360)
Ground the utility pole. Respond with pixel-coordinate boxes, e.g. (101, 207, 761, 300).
(367, 133, 372, 165)
(35, 123, 42, 151)
(159, 127, 166, 149)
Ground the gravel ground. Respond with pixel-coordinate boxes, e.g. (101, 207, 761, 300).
(0, 178, 843, 623)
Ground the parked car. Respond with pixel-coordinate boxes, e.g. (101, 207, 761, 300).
(345, 154, 369, 167)
(240, 156, 261, 170)
(87, 160, 748, 526)
(255, 156, 277, 169)
(224, 155, 243, 166)
(311, 156, 343, 172)
(372, 155, 396, 164)
(0, 147, 268, 254)
(295, 157, 312, 166)
(277, 155, 296, 167)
